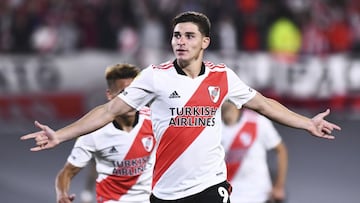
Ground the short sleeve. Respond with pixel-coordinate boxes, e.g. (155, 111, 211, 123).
(67, 135, 96, 168)
(226, 67, 257, 108)
(119, 65, 157, 110)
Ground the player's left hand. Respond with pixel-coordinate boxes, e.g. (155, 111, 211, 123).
(309, 109, 341, 139)
(20, 121, 60, 151)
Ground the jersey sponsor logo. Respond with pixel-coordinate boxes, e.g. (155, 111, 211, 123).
(168, 106, 217, 127)
(112, 156, 150, 176)
(99, 156, 151, 201)
(208, 86, 220, 103)
(169, 90, 181, 98)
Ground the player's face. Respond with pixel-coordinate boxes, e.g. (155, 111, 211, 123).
(171, 22, 210, 63)
(107, 78, 134, 100)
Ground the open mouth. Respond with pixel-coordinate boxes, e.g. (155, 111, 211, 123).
(176, 49, 187, 54)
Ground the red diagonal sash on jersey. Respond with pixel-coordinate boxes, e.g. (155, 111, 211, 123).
(152, 71, 228, 187)
(96, 119, 153, 202)
(226, 121, 257, 181)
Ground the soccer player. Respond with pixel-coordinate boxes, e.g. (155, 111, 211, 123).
(21, 11, 340, 203)
(55, 63, 155, 203)
(221, 100, 288, 203)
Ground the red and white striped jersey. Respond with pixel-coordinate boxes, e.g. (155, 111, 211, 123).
(221, 110, 282, 203)
(119, 60, 256, 200)
(67, 107, 155, 203)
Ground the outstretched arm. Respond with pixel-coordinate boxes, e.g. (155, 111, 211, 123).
(244, 92, 341, 139)
(270, 142, 288, 201)
(20, 97, 134, 151)
(55, 162, 82, 203)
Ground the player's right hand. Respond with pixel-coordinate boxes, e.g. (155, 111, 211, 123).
(20, 121, 60, 151)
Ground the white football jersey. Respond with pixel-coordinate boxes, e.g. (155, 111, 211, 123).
(67, 107, 155, 203)
(221, 110, 282, 203)
(119, 60, 256, 200)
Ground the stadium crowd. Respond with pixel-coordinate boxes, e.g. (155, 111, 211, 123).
(0, 0, 360, 57)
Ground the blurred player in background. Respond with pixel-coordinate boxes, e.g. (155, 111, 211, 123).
(79, 159, 97, 203)
(221, 101, 288, 203)
(22, 11, 340, 203)
(55, 63, 155, 203)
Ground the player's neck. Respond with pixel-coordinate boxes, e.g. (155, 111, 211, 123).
(175, 59, 204, 78)
(113, 112, 139, 132)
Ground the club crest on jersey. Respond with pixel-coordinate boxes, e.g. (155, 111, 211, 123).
(208, 86, 220, 103)
(239, 132, 252, 147)
(142, 136, 154, 152)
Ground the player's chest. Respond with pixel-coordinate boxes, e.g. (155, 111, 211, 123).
(155, 74, 228, 107)
(95, 134, 154, 162)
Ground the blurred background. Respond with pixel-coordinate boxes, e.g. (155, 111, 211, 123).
(1, 0, 359, 202)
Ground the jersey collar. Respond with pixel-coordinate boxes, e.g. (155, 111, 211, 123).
(173, 59, 205, 76)
(112, 111, 139, 130)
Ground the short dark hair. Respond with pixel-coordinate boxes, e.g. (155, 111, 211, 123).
(172, 11, 211, 37)
(105, 63, 140, 89)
